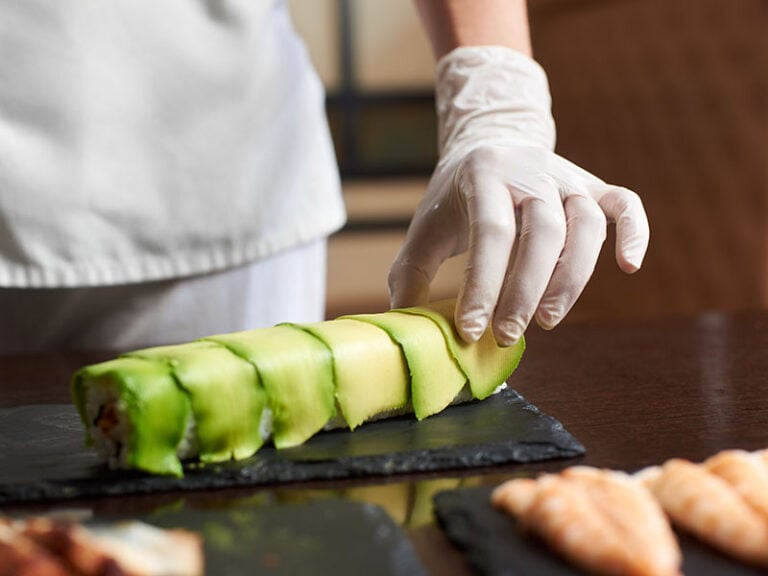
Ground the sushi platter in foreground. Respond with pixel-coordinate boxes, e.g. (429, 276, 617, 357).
(437, 448, 768, 575)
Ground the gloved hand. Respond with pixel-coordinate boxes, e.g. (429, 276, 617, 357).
(388, 46, 649, 345)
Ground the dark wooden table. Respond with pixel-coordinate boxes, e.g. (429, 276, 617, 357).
(2, 309, 767, 574)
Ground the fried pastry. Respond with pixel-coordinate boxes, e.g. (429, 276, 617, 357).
(641, 457, 768, 568)
(492, 467, 682, 576)
(703, 449, 768, 520)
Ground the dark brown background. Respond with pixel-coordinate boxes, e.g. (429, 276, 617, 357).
(530, 0, 767, 322)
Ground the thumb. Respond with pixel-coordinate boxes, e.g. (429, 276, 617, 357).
(387, 255, 432, 309)
(388, 223, 456, 309)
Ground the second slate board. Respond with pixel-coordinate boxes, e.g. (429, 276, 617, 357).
(144, 498, 426, 576)
(434, 485, 768, 576)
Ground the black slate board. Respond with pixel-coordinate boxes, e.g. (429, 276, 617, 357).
(0, 389, 584, 504)
(433, 485, 768, 576)
(141, 498, 426, 576)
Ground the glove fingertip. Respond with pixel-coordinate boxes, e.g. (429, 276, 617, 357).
(616, 230, 649, 274)
(618, 256, 642, 274)
(455, 297, 493, 344)
(535, 309, 561, 331)
(456, 320, 483, 344)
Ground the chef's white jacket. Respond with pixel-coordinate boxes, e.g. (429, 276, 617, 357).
(0, 0, 346, 288)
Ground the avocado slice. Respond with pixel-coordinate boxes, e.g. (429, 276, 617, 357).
(125, 341, 267, 463)
(395, 299, 525, 399)
(205, 325, 336, 449)
(342, 311, 467, 420)
(292, 318, 410, 430)
(71, 357, 191, 477)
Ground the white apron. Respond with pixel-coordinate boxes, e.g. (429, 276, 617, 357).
(0, 0, 346, 288)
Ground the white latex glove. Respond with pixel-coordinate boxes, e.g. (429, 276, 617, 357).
(388, 46, 649, 345)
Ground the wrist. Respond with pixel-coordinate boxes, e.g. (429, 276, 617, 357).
(414, 0, 532, 59)
(434, 46, 556, 157)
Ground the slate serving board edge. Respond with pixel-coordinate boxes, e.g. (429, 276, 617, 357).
(0, 389, 585, 505)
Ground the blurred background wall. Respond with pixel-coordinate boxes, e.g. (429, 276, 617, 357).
(288, 0, 767, 323)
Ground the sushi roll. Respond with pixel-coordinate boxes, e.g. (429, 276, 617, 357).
(72, 299, 525, 477)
